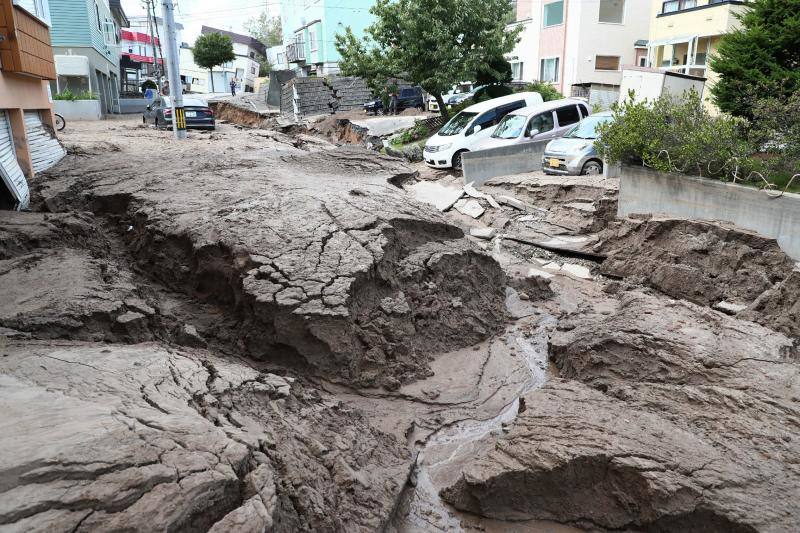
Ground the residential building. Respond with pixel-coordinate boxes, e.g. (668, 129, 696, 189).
(280, 0, 376, 76)
(266, 44, 287, 72)
(121, 15, 182, 94)
(506, 0, 652, 108)
(48, 0, 128, 114)
(198, 26, 266, 93)
(1, 0, 64, 210)
(646, 0, 750, 111)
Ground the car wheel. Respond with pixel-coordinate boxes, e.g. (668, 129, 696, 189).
(581, 160, 603, 175)
(452, 150, 468, 171)
(142, 115, 146, 124)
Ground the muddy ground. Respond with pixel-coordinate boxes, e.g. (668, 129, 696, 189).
(0, 117, 798, 533)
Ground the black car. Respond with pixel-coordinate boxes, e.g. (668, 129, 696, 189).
(364, 86, 425, 115)
(143, 96, 216, 130)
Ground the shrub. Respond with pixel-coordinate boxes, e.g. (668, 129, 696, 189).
(595, 89, 754, 180)
(141, 80, 158, 91)
(53, 89, 76, 101)
(748, 90, 800, 177)
(390, 122, 431, 146)
(521, 81, 562, 102)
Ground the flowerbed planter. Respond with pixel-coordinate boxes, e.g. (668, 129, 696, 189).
(53, 99, 102, 120)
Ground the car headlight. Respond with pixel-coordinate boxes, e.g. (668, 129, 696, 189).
(577, 143, 591, 151)
(438, 143, 452, 151)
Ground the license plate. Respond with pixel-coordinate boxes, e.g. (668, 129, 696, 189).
(185, 111, 197, 118)
(549, 158, 560, 168)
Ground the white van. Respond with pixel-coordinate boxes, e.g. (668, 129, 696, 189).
(423, 92, 544, 169)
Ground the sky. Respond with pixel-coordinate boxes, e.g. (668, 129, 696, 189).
(120, 0, 278, 46)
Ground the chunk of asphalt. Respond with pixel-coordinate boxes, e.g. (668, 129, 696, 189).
(470, 227, 497, 240)
(454, 199, 485, 219)
(410, 181, 464, 212)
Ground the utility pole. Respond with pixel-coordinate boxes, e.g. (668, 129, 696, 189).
(161, 0, 187, 139)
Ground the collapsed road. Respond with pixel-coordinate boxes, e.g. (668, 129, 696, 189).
(0, 118, 798, 533)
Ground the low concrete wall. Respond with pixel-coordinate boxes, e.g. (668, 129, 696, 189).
(53, 100, 102, 120)
(619, 166, 800, 260)
(119, 98, 148, 114)
(462, 140, 549, 186)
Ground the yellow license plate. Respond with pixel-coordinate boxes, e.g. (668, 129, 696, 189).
(549, 158, 560, 168)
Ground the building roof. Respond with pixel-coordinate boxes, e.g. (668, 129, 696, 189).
(109, 0, 130, 28)
(200, 26, 266, 57)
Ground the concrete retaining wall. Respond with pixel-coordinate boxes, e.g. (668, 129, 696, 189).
(53, 100, 102, 120)
(619, 166, 800, 260)
(462, 140, 549, 186)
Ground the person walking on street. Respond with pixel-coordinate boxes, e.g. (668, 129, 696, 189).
(230, 79, 237, 97)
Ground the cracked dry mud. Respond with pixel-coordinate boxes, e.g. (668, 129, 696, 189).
(2, 118, 799, 532)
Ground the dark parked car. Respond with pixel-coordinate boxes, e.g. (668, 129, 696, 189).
(364, 86, 425, 115)
(143, 96, 215, 130)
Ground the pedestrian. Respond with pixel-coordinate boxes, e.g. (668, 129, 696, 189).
(388, 83, 398, 115)
(230, 78, 236, 97)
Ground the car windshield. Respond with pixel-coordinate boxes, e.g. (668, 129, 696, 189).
(438, 111, 477, 136)
(564, 116, 611, 139)
(491, 114, 526, 139)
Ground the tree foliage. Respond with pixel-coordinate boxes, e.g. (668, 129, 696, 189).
(244, 13, 283, 48)
(334, 0, 520, 118)
(749, 90, 800, 177)
(192, 33, 236, 92)
(710, 0, 800, 118)
(522, 81, 562, 102)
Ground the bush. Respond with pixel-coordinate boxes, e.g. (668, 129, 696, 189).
(141, 80, 158, 91)
(521, 81, 562, 102)
(595, 89, 754, 180)
(390, 122, 431, 146)
(53, 89, 98, 101)
(748, 90, 800, 177)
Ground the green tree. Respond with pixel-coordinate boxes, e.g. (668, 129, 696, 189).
(710, 0, 800, 118)
(334, 0, 520, 118)
(244, 13, 283, 47)
(192, 33, 236, 93)
(522, 81, 562, 102)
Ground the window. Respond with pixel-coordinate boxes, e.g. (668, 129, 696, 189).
(598, 0, 624, 23)
(251, 66, 256, 74)
(556, 106, 581, 127)
(578, 104, 590, 117)
(103, 20, 118, 46)
(309, 26, 318, 51)
(511, 62, 524, 81)
(543, 1, 564, 27)
(639, 56, 647, 67)
(277, 53, 285, 65)
(526, 112, 554, 136)
(467, 110, 497, 135)
(662, 0, 696, 13)
(95, 2, 101, 31)
(13, 0, 50, 24)
(540, 57, 559, 83)
(595, 55, 621, 71)
(249, 51, 255, 58)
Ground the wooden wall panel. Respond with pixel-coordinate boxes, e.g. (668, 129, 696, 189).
(0, 2, 55, 79)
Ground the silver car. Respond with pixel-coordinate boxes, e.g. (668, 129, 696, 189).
(542, 111, 613, 175)
(473, 98, 590, 151)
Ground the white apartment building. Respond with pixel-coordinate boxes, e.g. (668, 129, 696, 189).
(507, 0, 652, 108)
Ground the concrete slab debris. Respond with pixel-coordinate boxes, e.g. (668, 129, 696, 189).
(410, 181, 464, 212)
(464, 182, 501, 209)
(561, 263, 593, 280)
(497, 195, 527, 211)
(454, 199, 485, 219)
(527, 268, 555, 280)
(470, 227, 497, 240)
(713, 301, 748, 315)
(564, 202, 597, 213)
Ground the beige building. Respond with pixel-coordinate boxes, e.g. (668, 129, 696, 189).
(1, 0, 63, 210)
(646, 0, 751, 110)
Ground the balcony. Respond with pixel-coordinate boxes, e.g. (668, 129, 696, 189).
(658, 0, 747, 17)
(286, 41, 305, 63)
(0, 3, 56, 79)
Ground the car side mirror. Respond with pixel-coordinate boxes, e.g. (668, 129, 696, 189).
(527, 128, 540, 138)
(146, 105, 151, 111)
(473, 124, 482, 133)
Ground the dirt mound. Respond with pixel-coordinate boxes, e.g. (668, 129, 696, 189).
(597, 217, 798, 337)
(34, 136, 507, 388)
(443, 290, 800, 531)
(0, 342, 412, 532)
(0, 211, 165, 343)
(209, 101, 276, 129)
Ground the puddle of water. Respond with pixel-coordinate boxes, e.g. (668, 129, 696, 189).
(393, 315, 555, 532)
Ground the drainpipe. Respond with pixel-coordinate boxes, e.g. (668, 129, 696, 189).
(560, 0, 569, 94)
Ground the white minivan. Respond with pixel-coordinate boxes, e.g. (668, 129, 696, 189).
(424, 92, 544, 169)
